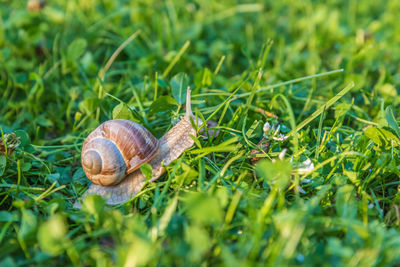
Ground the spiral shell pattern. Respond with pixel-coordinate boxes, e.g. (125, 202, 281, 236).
(81, 119, 160, 186)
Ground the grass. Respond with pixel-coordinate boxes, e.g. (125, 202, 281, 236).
(1, 0, 400, 266)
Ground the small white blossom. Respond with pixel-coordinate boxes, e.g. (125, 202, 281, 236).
(263, 121, 289, 141)
(301, 178, 311, 184)
(297, 158, 315, 174)
(298, 186, 306, 194)
(272, 134, 289, 141)
(278, 149, 287, 160)
(263, 121, 271, 132)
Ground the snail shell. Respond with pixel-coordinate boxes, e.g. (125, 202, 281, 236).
(75, 89, 200, 207)
(81, 120, 159, 186)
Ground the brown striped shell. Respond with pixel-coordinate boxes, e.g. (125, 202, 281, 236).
(73, 89, 202, 208)
(81, 119, 160, 186)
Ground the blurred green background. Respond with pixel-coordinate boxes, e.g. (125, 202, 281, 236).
(1, 0, 400, 266)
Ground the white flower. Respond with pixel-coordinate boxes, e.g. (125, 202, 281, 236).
(263, 121, 271, 132)
(301, 178, 311, 184)
(271, 149, 287, 163)
(298, 186, 306, 194)
(263, 121, 289, 141)
(278, 149, 287, 160)
(272, 133, 289, 141)
(297, 158, 315, 174)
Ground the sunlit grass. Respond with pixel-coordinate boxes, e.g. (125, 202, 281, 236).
(1, 0, 400, 265)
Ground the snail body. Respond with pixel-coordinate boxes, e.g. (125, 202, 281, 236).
(75, 89, 198, 207)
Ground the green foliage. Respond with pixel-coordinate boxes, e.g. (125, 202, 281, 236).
(37, 214, 67, 256)
(364, 127, 400, 148)
(148, 96, 178, 115)
(256, 159, 292, 189)
(140, 163, 153, 181)
(385, 106, 400, 137)
(170, 72, 189, 105)
(1, 0, 400, 266)
(112, 103, 135, 121)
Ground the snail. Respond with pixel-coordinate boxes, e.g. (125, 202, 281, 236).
(74, 89, 199, 207)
